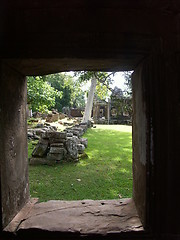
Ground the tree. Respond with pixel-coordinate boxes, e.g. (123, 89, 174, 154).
(75, 71, 115, 123)
(46, 73, 85, 111)
(109, 71, 133, 118)
(123, 71, 133, 97)
(83, 77, 97, 123)
(27, 76, 61, 113)
(111, 86, 132, 118)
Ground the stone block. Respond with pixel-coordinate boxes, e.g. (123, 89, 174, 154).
(35, 123, 44, 128)
(29, 158, 55, 166)
(72, 127, 84, 136)
(66, 138, 78, 160)
(79, 124, 88, 132)
(32, 143, 49, 157)
(46, 113, 59, 123)
(50, 143, 64, 148)
(39, 138, 49, 145)
(47, 152, 64, 161)
(72, 130, 80, 137)
(49, 138, 66, 144)
(42, 131, 66, 139)
(34, 129, 46, 136)
(49, 147, 64, 154)
(59, 112, 66, 120)
(77, 144, 85, 154)
(66, 132, 73, 137)
(80, 138, 88, 148)
(48, 131, 66, 139)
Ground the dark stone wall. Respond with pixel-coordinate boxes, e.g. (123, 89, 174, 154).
(0, 63, 29, 228)
(150, 54, 180, 236)
(133, 53, 180, 236)
(132, 62, 147, 228)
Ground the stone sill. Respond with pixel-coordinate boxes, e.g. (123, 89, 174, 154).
(4, 198, 143, 239)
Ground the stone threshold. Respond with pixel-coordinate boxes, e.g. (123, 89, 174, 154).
(4, 198, 143, 236)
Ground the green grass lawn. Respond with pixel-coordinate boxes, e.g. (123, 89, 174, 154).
(29, 125, 132, 201)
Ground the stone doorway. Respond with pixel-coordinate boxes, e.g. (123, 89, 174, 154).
(0, 61, 151, 239)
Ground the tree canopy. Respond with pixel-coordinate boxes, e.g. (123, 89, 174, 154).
(123, 71, 133, 97)
(46, 73, 85, 111)
(27, 73, 85, 113)
(27, 76, 61, 113)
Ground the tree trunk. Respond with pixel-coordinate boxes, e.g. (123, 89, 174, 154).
(82, 77, 97, 123)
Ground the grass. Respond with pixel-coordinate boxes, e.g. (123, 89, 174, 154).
(28, 140, 38, 158)
(28, 125, 132, 202)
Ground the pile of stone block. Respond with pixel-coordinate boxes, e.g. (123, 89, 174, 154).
(29, 123, 90, 165)
(28, 123, 57, 140)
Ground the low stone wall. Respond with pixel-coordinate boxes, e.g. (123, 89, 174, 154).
(29, 123, 90, 165)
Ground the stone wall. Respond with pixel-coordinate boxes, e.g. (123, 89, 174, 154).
(132, 62, 147, 227)
(0, 63, 29, 228)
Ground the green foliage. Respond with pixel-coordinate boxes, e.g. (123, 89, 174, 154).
(28, 140, 38, 159)
(27, 73, 85, 113)
(28, 125, 132, 201)
(123, 71, 133, 97)
(111, 86, 132, 117)
(46, 73, 85, 111)
(27, 76, 61, 113)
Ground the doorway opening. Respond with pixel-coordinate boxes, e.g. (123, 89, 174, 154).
(1, 62, 150, 239)
(27, 71, 133, 203)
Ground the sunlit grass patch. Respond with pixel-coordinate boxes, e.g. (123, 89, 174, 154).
(29, 124, 132, 201)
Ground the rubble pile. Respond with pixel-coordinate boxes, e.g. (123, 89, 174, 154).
(29, 122, 91, 165)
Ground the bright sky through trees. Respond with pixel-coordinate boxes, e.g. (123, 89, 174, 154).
(110, 72, 126, 91)
(68, 71, 126, 92)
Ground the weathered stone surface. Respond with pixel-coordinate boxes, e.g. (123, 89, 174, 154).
(42, 131, 66, 139)
(71, 130, 80, 137)
(49, 147, 64, 154)
(4, 198, 38, 233)
(49, 138, 66, 144)
(47, 153, 64, 161)
(32, 143, 48, 157)
(29, 158, 55, 165)
(49, 126, 58, 131)
(79, 124, 88, 132)
(66, 138, 78, 160)
(27, 132, 34, 138)
(73, 127, 84, 136)
(35, 123, 44, 128)
(33, 135, 40, 140)
(66, 132, 73, 137)
(77, 144, 85, 154)
(29, 123, 88, 164)
(34, 129, 46, 136)
(59, 112, 66, 120)
(39, 138, 49, 145)
(80, 138, 88, 148)
(50, 143, 64, 148)
(46, 113, 59, 123)
(10, 199, 143, 235)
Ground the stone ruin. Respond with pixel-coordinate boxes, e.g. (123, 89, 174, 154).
(28, 123, 57, 140)
(46, 110, 60, 123)
(29, 122, 91, 165)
